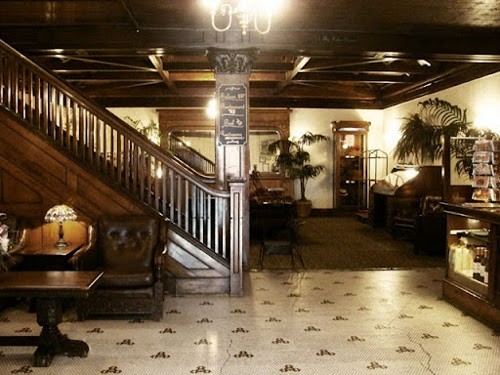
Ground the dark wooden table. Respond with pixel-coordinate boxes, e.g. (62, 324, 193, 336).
(0, 270, 103, 367)
(11, 243, 83, 270)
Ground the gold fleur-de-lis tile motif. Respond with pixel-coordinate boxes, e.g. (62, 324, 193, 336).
(165, 309, 181, 314)
(421, 333, 438, 339)
(321, 300, 335, 304)
(128, 318, 144, 323)
(266, 317, 281, 322)
(473, 343, 492, 350)
(316, 349, 336, 356)
(398, 314, 413, 319)
(231, 309, 246, 314)
(231, 327, 249, 333)
(234, 350, 254, 358)
(116, 339, 134, 345)
(151, 351, 170, 358)
(367, 361, 388, 369)
(451, 358, 471, 366)
(197, 318, 213, 323)
(159, 328, 176, 334)
(279, 364, 300, 372)
(396, 346, 415, 353)
(442, 322, 458, 327)
(194, 339, 211, 345)
(333, 315, 348, 321)
(272, 338, 290, 344)
(15, 327, 31, 333)
(11, 365, 33, 374)
(348, 336, 366, 342)
(304, 326, 321, 331)
(87, 327, 104, 333)
(100, 366, 122, 374)
(190, 365, 211, 373)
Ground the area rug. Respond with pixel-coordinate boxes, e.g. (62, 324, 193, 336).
(249, 217, 446, 270)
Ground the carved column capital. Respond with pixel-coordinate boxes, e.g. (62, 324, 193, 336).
(207, 48, 259, 74)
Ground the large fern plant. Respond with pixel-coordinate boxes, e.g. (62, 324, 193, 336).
(394, 98, 497, 177)
(268, 132, 329, 201)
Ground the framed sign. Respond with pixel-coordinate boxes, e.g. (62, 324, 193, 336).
(218, 84, 247, 145)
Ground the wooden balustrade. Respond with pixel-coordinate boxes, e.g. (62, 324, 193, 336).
(0, 40, 238, 264)
(168, 135, 216, 177)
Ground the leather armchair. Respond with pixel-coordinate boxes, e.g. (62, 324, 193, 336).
(71, 215, 167, 321)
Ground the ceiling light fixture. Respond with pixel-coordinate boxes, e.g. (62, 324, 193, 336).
(202, 0, 283, 35)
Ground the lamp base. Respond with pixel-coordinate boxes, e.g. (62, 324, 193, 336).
(54, 238, 68, 249)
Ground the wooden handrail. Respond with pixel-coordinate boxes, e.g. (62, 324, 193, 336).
(169, 134, 216, 177)
(0, 39, 236, 262)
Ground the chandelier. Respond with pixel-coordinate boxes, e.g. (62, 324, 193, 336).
(203, 0, 283, 35)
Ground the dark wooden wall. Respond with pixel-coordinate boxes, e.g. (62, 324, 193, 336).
(0, 108, 148, 223)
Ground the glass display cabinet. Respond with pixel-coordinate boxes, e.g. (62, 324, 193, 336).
(441, 202, 500, 329)
(332, 121, 370, 211)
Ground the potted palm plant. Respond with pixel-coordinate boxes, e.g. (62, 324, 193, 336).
(268, 132, 329, 217)
(394, 97, 497, 177)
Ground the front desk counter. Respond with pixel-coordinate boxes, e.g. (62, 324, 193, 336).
(441, 203, 500, 330)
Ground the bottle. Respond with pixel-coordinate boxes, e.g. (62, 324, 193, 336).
(478, 247, 486, 282)
(472, 248, 481, 280)
(482, 249, 489, 284)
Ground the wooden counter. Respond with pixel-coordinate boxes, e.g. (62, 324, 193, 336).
(441, 203, 500, 330)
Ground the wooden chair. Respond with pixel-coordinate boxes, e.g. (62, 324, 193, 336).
(70, 215, 167, 321)
(258, 203, 305, 270)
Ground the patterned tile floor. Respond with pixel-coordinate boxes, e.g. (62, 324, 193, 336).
(0, 268, 499, 375)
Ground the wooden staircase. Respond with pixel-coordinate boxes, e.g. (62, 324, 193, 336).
(0, 39, 244, 296)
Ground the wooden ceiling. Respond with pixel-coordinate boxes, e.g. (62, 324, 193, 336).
(1, 0, 499, 109)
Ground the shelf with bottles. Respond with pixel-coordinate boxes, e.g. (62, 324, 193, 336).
(447, 223, 490, 295)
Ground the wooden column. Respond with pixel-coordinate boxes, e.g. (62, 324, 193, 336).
(207, 48, 257, 272)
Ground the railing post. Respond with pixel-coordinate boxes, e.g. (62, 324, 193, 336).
(229, 179, 247, 297)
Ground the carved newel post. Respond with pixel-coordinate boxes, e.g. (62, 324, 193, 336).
(207, 48, 257, 293)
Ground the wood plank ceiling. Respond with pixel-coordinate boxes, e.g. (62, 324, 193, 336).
(0, 0, 499, 109)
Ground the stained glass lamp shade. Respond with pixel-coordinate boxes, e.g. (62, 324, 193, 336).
(44, 204, 77, 248)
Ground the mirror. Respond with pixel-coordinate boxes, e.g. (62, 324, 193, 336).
(249, 130, 280, 173)
(167, 129, 281, 174)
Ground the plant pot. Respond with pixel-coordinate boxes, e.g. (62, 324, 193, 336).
(295, 200, 312, 218)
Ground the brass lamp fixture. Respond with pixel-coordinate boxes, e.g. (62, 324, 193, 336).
(44, 204, 77, 248)
(202, 0, 283, 35)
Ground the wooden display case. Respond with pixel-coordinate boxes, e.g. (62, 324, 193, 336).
(441, 202, 500, 330)
(331, 121, 370, 211)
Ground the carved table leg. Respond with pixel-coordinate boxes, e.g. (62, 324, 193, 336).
(34, 298, 89, 367)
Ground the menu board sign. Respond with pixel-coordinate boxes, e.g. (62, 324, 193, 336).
(218, 84, 247, 145)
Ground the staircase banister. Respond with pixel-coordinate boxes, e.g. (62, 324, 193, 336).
(0, 39, 225, 198)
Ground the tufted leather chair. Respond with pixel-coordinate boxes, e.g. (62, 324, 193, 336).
(71, 215, 167, 321)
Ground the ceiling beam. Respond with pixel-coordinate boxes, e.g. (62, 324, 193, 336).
(275, 56, 311, 94)
(148, 55, 177, 93)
